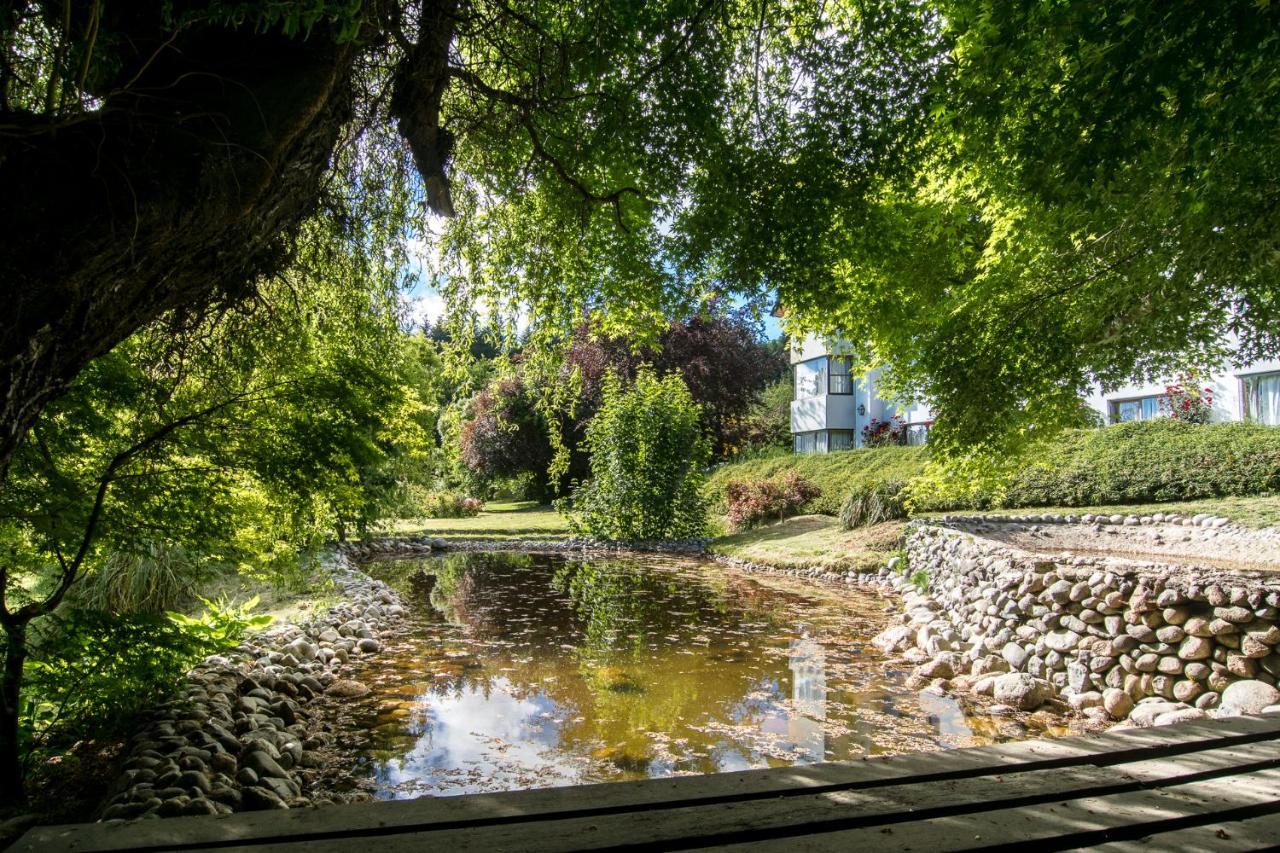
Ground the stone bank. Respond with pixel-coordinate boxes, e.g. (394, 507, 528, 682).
(878, 516, 1280, 727)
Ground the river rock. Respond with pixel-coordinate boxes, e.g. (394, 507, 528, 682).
(1219, 680, 1280, 714)
(1129, 700, 1189, 727)
(992, 672, 1050, 711)
(1153, 707, 1208, 726)
(326, 679, 371, 698)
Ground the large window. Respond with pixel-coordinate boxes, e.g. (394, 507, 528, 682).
(1243, 372, 1280, 426)
(794, 432, 818, 454)
(793, 358, 826, 400)
(828, 430, 854, 451)
(1110, 395, 1163, 423)
(828, 357, 852, 395)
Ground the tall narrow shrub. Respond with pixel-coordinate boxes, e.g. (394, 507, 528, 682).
(566, 368, 709, 541)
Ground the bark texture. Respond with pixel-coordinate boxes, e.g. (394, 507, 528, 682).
(0, 17, 360, 478)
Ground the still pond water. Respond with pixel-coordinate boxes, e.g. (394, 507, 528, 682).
(336, 552, 1059, 799)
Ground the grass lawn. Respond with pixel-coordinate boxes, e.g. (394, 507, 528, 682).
(385, 500, 571, 540)
(921, 494, 1280, 529)
(709, 514, 904, 573)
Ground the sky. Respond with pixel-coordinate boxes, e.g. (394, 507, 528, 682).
(397, 235, 784, 341)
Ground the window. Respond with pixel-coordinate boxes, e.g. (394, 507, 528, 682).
(793, 358, 826, 400)
(828, 357, 853, 395)
(1243, 372, 1280, 426)
(1110, 395, 1163, 423)
(794, 432, 818, 454)
(829, 430, 854, 451)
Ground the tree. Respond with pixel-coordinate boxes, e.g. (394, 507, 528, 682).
(562, 308, 786, 461)
(682, 1, 1280, 453)
(459, 376, 553, 494)
(2, 0, 875, 483)
(565, 368, 709, 542)
(0, 248, 426, 800)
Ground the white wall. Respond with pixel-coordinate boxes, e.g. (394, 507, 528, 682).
(1085, 357, 1280, 423)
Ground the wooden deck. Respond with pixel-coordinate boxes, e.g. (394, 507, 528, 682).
(16, 713, 1280, 852)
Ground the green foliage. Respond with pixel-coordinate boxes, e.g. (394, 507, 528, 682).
(840, 481, 908, 529)
(420, 491, 484, 519)
(706, 446, 930, 517)
(723, 472, 821, 532)
(999, 421, 1280, 509)
(908, 421, 1280, 511)
(18, 598, 268, 757)
(564, 369, 709, 542)
(765, 1, 1280, 454)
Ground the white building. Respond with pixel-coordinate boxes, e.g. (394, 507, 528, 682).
(789, 333, 932, 453)
(789, 332, 1280, 454)
(1085, 357, 1280, 425)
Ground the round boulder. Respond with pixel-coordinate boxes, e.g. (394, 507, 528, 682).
(992, 672, 1050, 711)
(1219, 680, 1280, 715)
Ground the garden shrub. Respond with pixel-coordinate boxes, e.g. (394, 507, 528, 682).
(998, 420, 1280, 507)
(565, 368, 709, 541)
(724, 472, 821, 531)
(423, 491, 484, 518)
(19, 597, 270, 757)
(840, 480, 908, 528)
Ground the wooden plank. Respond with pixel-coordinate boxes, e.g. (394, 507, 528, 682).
(1088, 810, 1280, 852)
(702, 765, 1280, 852)
(208, 738, 1280, 852)
(14, 715, 1280, 853)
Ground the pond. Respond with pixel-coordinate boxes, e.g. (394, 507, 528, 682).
(330, 551, 1064, 800)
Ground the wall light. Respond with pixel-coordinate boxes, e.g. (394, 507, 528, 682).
(857, 404, 866, 417)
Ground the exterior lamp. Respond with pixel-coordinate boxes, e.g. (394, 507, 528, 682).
(857, 404, 866, 416)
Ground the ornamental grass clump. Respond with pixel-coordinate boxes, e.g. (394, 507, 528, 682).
(724, 472, 821, 531)
(565, 368, 709, 542)
(840, 480, 908, 529)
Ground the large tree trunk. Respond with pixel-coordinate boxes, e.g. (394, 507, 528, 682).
(0, 622, 26, 803)
(0, 15, 363, 479)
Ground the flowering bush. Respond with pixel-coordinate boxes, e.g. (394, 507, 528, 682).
(424, 491, 484, 518)
(862, 415, 907, 447)
(724, 471, 821, 531)
(1161, 374, 1213, 424)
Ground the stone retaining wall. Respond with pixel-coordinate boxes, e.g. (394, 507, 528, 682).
(97, 552, 406, 820)
(879, 520, 1280, 725)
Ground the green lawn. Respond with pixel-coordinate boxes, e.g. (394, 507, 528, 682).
(921, 494, 1280, 529)
(386, 500, 571, 540)
(709, 514, 904, 572)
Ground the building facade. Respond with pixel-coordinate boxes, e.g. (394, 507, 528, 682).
(789, 333, 932, 453)
(789, 332, 1280, 454)
(1084, 350, 1280, 426)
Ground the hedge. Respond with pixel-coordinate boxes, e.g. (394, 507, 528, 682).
(704, 446, 929, 516)
(998, 420, 1280, 508)
(706, 421, 1280, 519)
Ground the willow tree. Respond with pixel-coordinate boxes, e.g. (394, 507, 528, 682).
(1, 0, 944, 801)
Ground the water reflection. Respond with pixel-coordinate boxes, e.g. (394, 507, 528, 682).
(339, 552, 1041, 799)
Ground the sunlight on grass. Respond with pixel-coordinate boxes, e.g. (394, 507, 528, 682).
(709, 515, 904, 572)
(387, 501, 572, 540)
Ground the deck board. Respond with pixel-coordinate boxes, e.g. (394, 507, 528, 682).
(14, 714, 1280, 852)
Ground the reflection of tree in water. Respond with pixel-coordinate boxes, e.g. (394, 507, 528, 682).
(550, 557, 785, 655)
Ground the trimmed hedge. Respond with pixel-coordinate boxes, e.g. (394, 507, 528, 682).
(705, 446, 929, 516)
(707, 421, 1280, 519)
(999, 420, 1280, 508)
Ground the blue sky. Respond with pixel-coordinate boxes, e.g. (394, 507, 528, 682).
(399, 236, 783, 341)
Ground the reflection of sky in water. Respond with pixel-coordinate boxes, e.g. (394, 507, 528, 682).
(371, 678, 587, 798)
(350, 553, 1037, 799)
